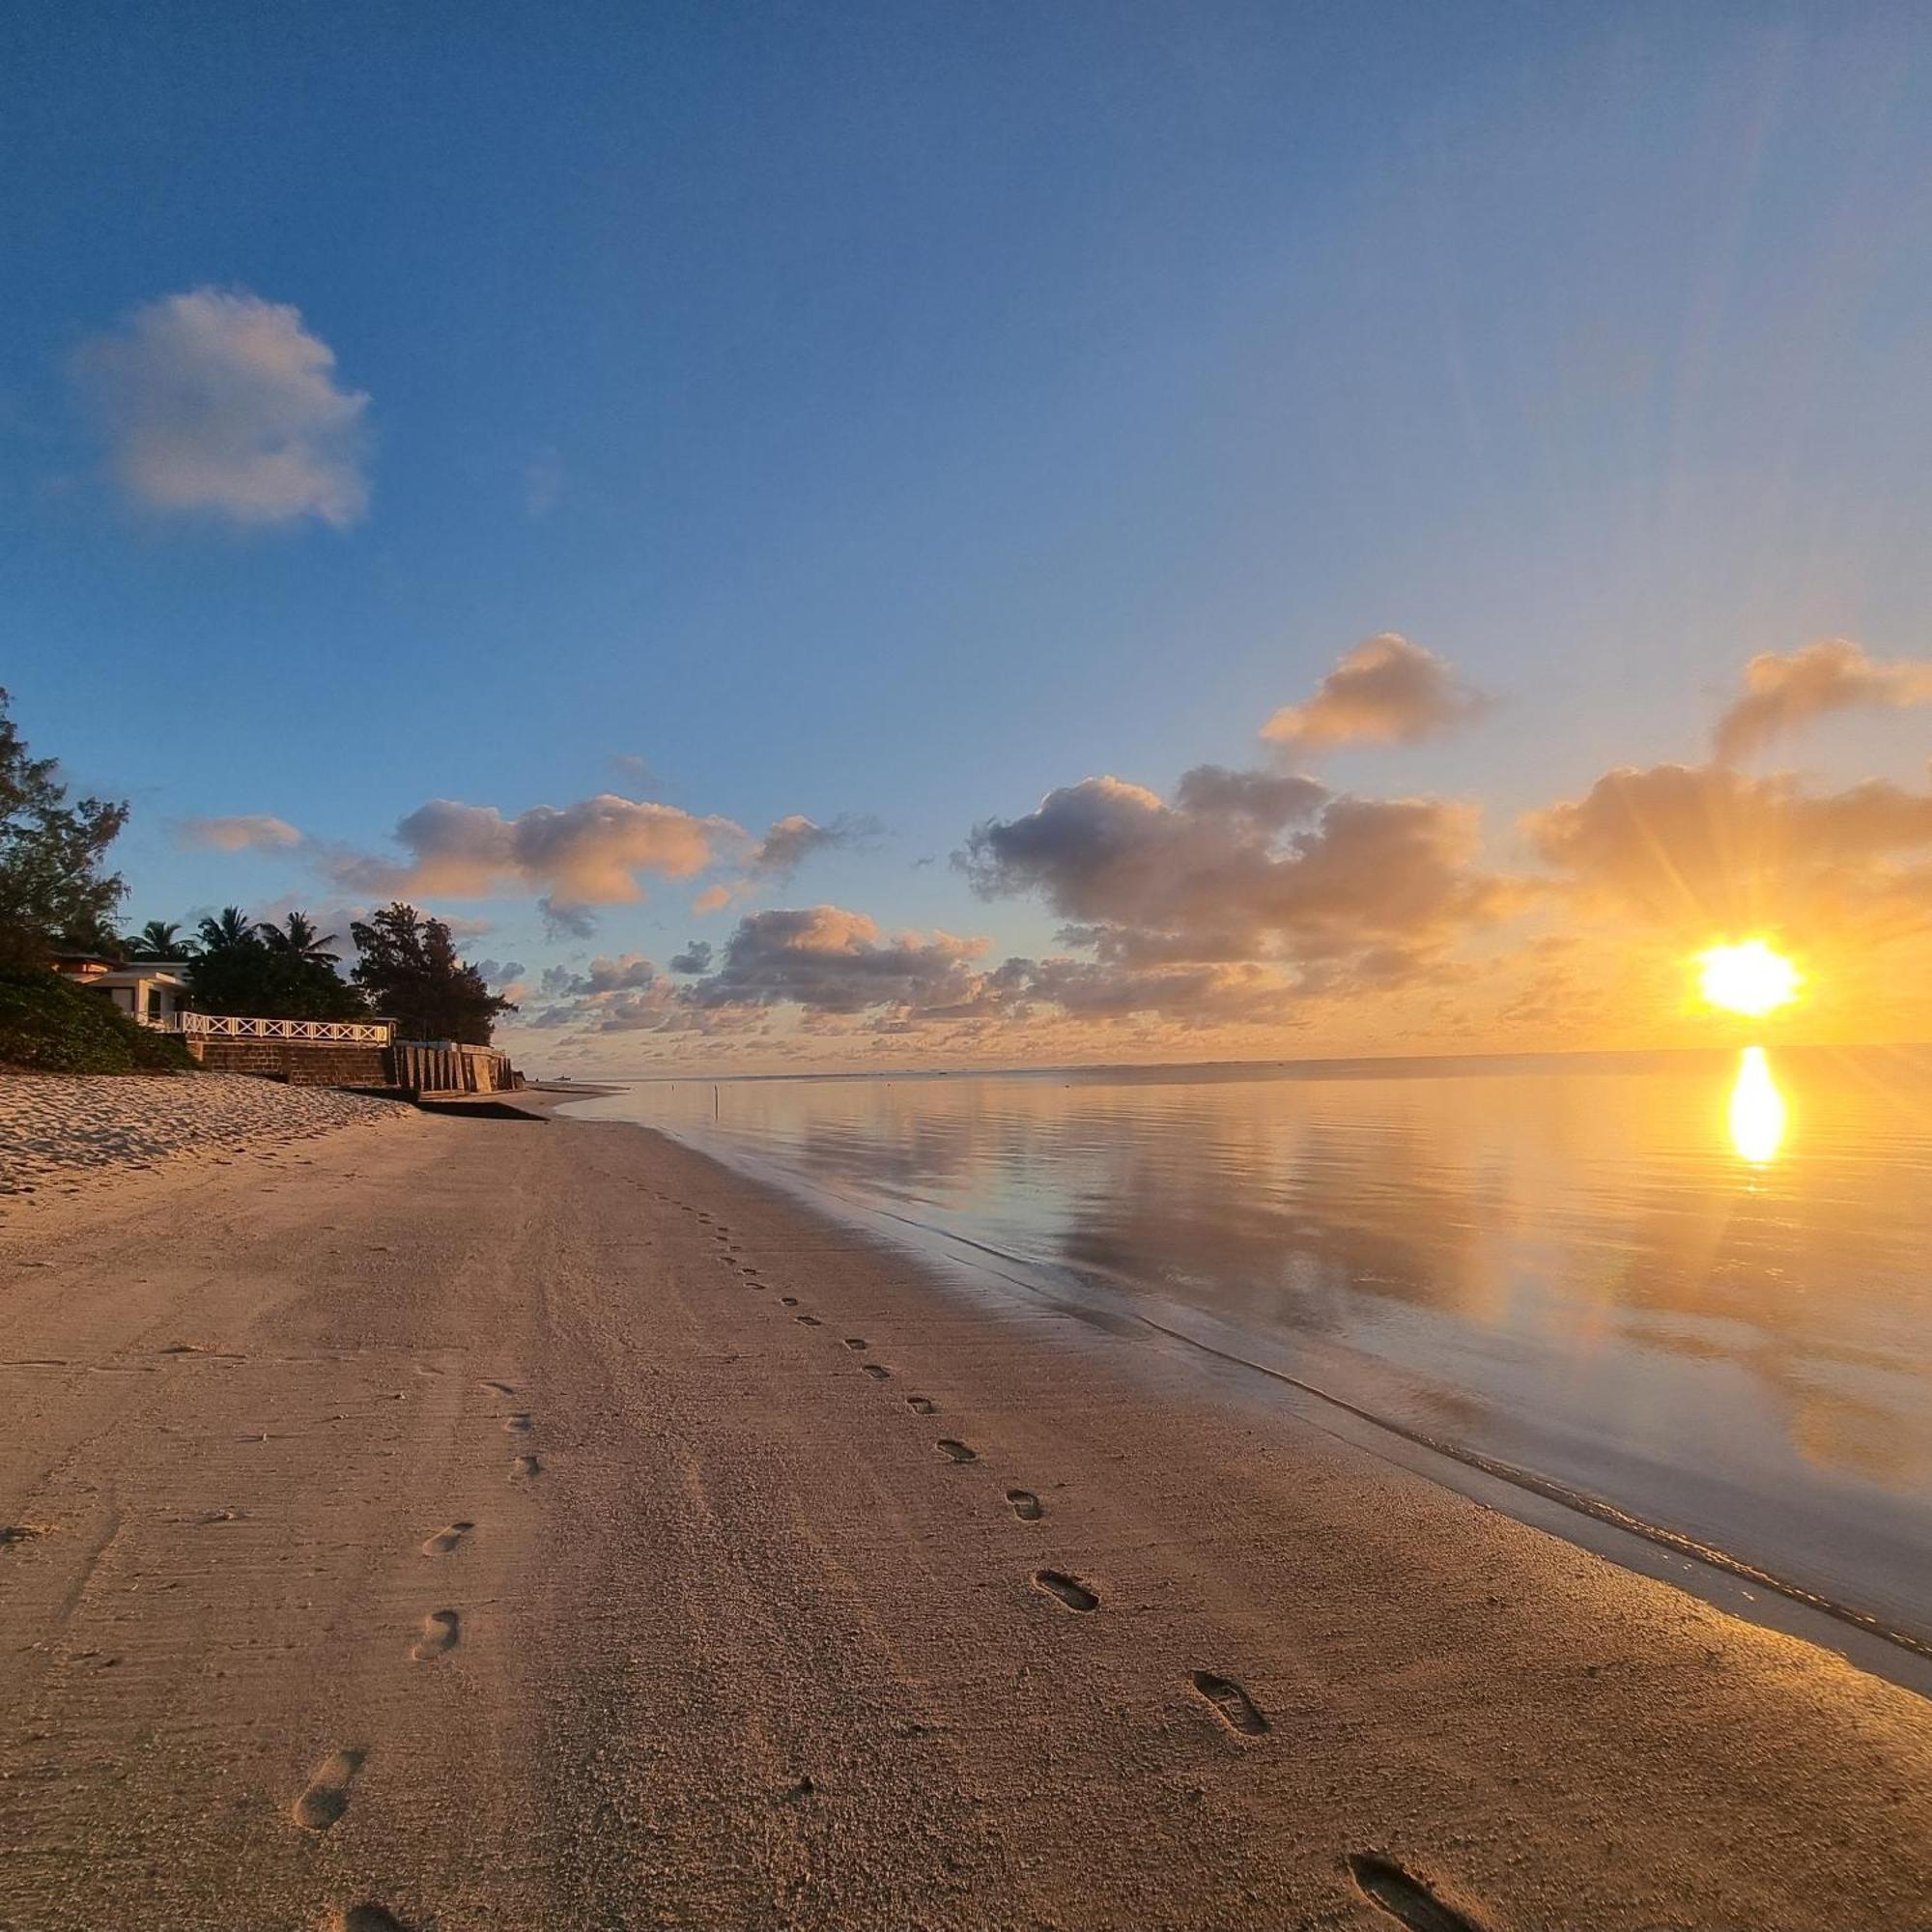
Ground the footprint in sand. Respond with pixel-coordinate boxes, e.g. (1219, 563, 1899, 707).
(795, 1315, 822, 1326)
(1006, 1489, 1043, 1521)
(293, 1747, 364, 1831)
(935, 1438, 977, 1463)
(332, 1907, 412, 1932)
(1191, 1670, 1267, 1736)
(1346, 1855, 1482, 1932)
(421, 1521, 473, 1556)
(905, 1395, 936, 1415)
(860, 1363, 891, 1380)
(510, 1454, 543, 1480)
(502, 1412, 533, 1433)
(842, 1338, 867, 1351)
(1031, 1569, 1098, 1612)
(411, 1609, 461, 1662)
(780, 1295, 798, 1306)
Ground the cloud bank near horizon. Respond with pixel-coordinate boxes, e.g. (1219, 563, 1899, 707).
(172, 635, 1932, 1062)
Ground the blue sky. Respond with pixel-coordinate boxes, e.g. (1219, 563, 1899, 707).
(9, 4, 1932, 1065)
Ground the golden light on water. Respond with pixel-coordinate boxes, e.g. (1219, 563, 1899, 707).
(1697, 939, 1802, 1018)
(1729, 1045, 1787, 1165)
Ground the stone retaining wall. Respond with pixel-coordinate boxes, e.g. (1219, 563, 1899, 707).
(185, 1038, 392, 1087)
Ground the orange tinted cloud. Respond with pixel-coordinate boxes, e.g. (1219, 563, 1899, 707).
(180, 813, 303, 852)
(1523, 760, 1932, 940)
(1261, 635, 1485, 753)
(1714, 639, 1932, 762)
(328, 793, 748, 910)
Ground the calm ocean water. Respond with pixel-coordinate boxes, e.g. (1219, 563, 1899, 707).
(568, 1048, 1932, 1649)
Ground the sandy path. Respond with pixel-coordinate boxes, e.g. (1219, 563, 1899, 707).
(1, 1108, 1928, 1931)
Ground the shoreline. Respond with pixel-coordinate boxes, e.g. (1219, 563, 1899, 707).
(630, 1108, 1932, 1692)
(572, 1105, 1932, 1692)
(2, 1094, 1929, 1927)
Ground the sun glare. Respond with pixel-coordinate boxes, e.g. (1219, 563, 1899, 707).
(1728, 1045, 1787, 1165)
(1696, 940, 1802, 1018)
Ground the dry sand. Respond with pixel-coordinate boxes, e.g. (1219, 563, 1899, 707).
(1, 1097, 1928, 1931)
(0, 1071, 407, 1200)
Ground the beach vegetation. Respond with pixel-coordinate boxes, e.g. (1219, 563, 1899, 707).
(0, 687, 128, 966)
(257, 910, 341, 967)
(0, 963, 195, 1074)
(195, 906, 257, 953)
(350, 901, 515, 1044)
(187, 906, 370, 1022)
(124, 919, 193, 961)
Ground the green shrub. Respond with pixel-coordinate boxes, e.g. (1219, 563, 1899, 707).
(0, 967, 196, 1075)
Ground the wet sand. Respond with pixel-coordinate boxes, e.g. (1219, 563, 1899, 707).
(1, 1103, 1929, 1930)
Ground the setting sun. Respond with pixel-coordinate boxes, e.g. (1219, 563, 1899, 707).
(1697, 940, 1803, 1018)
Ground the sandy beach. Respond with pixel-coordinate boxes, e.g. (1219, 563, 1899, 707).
(2, 1091, 1929, 1932)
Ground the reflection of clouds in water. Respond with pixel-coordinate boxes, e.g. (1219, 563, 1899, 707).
(651, 1054, 1932, 1509)
(1786, 1381, 1932, 1490)
(1052, 1116, 1507, 1343)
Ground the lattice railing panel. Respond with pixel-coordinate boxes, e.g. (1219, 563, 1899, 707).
(173, 1012, 393, 1045)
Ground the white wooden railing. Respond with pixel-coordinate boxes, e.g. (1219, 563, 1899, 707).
(171, 1012, 394, 1045)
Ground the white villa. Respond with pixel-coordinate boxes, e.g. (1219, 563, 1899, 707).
(48, 953, 193, 1029)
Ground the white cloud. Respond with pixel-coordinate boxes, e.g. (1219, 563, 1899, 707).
(72, 287, 370, 528)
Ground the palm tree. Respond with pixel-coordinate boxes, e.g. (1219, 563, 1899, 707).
(196, 906, 257, 952)
(123, 919, 191, 961)
(257, 911, 340, 965)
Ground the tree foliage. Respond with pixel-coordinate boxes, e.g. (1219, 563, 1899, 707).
(123, 919, 190, 960)
(350, 901, 513, 1044)
(197, 906, 255, 952)
(257, 911, 339, 965)
(0, 964, 193, 1074)
(0, 688, 128, 964)
(187, 904, 369, 1020)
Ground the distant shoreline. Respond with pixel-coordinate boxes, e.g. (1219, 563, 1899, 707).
(553, 1037, 1932, 1089)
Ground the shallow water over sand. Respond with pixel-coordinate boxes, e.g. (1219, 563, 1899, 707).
(574, 1047, 1932, 1645)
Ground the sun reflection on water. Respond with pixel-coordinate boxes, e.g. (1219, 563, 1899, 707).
(1729, 1045, 1787, 1165)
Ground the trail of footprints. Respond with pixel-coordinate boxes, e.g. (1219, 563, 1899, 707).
(693, 1190, 1489, 1932)
(297, 1377, 549, 1930)
(298, 1190, 1482, 1932)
